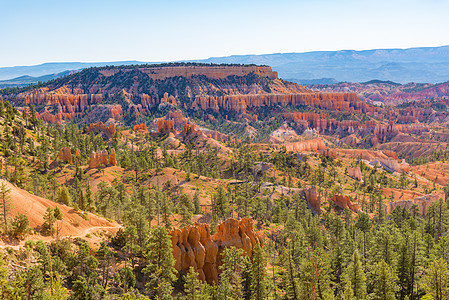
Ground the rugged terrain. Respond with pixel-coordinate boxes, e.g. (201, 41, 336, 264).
(0, 63, 449, 299)
(310, 80, 449, 105)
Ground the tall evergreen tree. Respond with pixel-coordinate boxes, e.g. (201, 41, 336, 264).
(369, 260, 398, 300)
(343, 249, 367, 300)
(182, 267, 211, 300)
(143, 226, 177, 299)
(213, 185, 229, 221)
(178, 193, 193, 227)
(250, 243, 268, 300)
(217, 247, 246, 300)
(0, 181, 12, 232)
(422, 258, 449, 300)
(193, 191, 201, 215)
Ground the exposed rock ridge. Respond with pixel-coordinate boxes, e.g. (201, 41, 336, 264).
(388, 192, 444, 215)
(332, 194, 360, 211)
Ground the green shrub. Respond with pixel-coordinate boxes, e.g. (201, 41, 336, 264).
(11, 213, 31, 239)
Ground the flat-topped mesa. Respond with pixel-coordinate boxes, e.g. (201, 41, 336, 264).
(88, 149, 117, 168)
(170, 218, 264, 285)
(100, 65, 278, 80)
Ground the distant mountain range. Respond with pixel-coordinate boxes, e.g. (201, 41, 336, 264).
(0, 61, 143, 81)
(1, 46, 449, 85)
(0, 70, 77, 89)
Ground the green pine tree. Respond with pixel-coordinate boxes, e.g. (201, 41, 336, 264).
(369, 260, 398, 300)
(193, 191, 201, 215)
(0, 181, 12, 232)
(143, 226, 177, 299)
(182, 267, 211, 300)
(178, 193, 193, 227)
(422, 258, 449, 300)
(217, 247, 246, 300)
(250, 243, 268, 300)
(343, 249, 366, 300)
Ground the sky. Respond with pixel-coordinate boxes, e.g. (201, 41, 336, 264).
(1, 0, 449, 67)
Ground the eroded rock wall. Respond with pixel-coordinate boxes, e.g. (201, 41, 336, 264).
(332, 194, 360, 211)
(193, 92, 369, 114)
(388, 192, 444, 215)
(88, 149, 117, 168)
(85, 122, 116, 137)
(283, 139, 326, 152)
(58, 147, 73, 164)
(171, 218, 264, 284)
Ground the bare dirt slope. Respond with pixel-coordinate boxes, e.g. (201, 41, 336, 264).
(2, 179, 118, 237)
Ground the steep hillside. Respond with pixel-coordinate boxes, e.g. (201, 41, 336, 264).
(0, 179, 119, 240)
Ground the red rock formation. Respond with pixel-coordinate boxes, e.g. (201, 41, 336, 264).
(14, 87, 104, 122)
(58, 147, 73, 164)
(201, 129, 230, 142)
(180, 122, 200, 136)
(388, 192, 443, 215)
(88, 149, 117, 168)
(303, 185, 320, 214)
(170, 218, 263, 284)
(109, 148, 117, 166)
(283, 112, 429, 145)
(310, 81, 449, 105)
(193, 92, 372, 114)
(382, 150, 399, 160)
(332, 194, 360, 211)
(85, 122, 116, 138)
(348, 166, 362, 181)
(283, 139, 326, 152)
(318, 148, 337, 158)
(157, 119, 176, 133)
(340, 134, 359, 147)
(133, 123, 148, 131)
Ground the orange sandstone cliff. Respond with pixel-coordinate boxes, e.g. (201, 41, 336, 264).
(170, 218, 264, 284)
(88, 149, 117, 168)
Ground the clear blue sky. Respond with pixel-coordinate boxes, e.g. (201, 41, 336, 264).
(1, 0, 448, 67)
